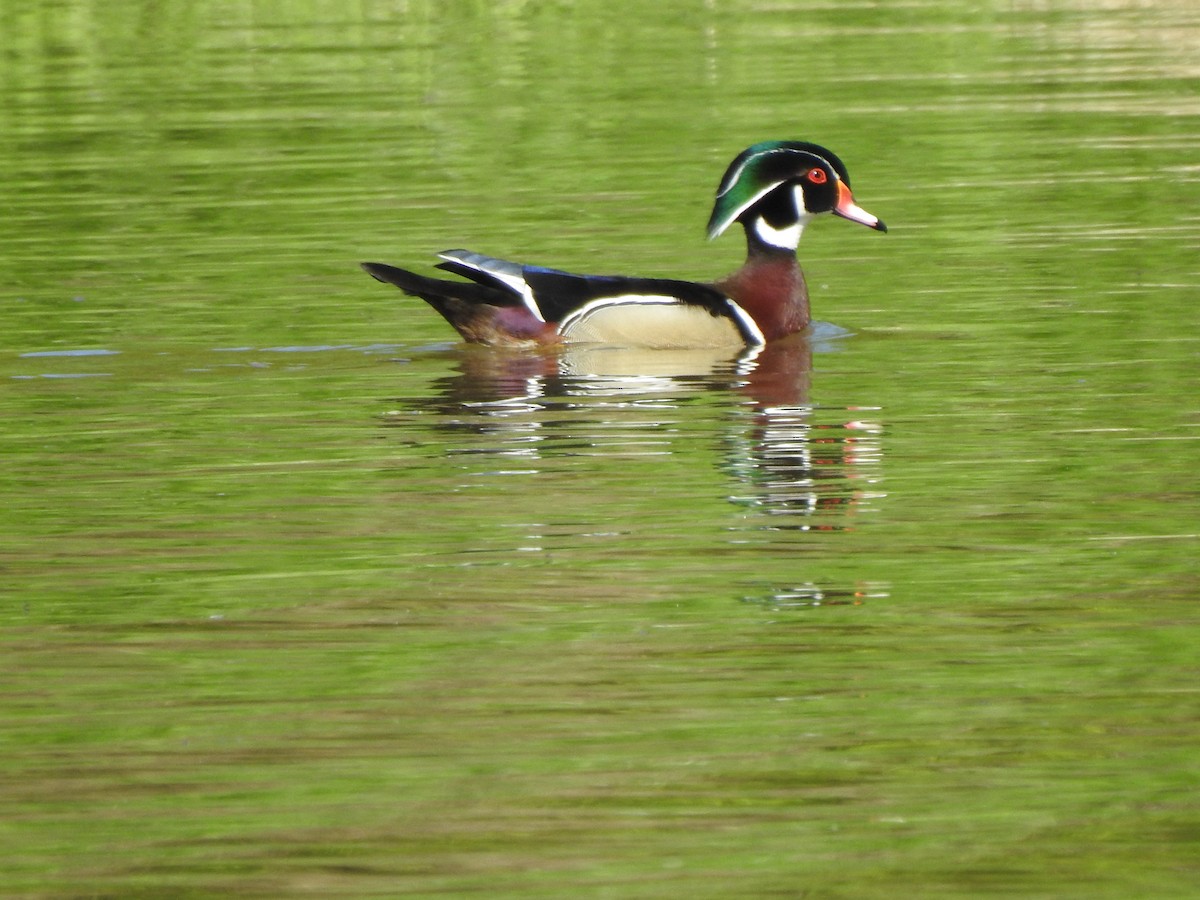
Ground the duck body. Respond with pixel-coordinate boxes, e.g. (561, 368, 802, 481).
(363, 141, 885, 349)
(363, 251, 767, 349)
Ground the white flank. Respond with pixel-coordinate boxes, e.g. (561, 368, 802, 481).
(558, 295, 750, 349)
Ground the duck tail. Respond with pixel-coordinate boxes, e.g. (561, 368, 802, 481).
(361, 262, 552, 346)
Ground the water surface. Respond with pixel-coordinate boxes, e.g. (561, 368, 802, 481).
(2, 1, 1198, 896)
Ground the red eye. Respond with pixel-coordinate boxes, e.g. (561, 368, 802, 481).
(807, 168, 828, 185)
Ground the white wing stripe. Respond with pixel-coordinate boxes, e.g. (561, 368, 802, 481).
(520, 287, 544, 322)
(437, 251, 544, 322)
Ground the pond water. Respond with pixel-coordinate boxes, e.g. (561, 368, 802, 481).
(2, 1, 1198, 896)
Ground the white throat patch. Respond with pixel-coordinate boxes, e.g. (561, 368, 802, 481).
(751, 184, 809, 250)
(752, 217, 804, 251)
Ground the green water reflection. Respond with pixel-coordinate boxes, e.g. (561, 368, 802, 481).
(2, 1, 1198, 896)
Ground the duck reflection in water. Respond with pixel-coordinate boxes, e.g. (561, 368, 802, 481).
(389, 334, 883, 535)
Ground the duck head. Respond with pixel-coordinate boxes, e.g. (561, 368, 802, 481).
(706, 141, 886, 252)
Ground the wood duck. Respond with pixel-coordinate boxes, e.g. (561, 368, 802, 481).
(362, 141, 885, 349)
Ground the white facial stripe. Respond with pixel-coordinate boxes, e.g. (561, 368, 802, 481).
(713, 146, 837, 238)
(711, 180, 787, 238)
(717, 148, 776, 197)
(716, 146, 815, 198)
(793, 183, 808, 216)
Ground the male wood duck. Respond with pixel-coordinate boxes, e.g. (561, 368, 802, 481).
(362, 141, 885, 349)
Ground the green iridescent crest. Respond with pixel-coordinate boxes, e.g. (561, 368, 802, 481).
(706, 141, 850, 239)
